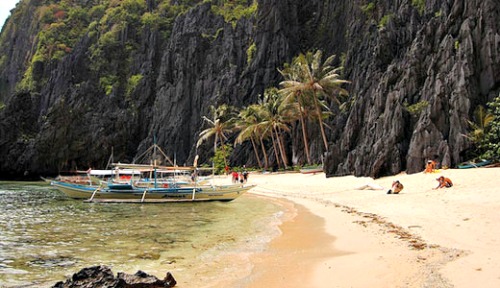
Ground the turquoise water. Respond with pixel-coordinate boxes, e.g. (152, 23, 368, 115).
(0, 182, 285, 287)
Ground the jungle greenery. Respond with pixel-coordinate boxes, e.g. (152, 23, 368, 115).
(197, 50, 350, 171)
(465, 95, 500, 162)
(13, 0, 258, 94)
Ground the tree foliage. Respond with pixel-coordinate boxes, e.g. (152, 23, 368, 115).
(465, 95, 500, 161)
(197, 50, 349, 169)
(481, 96, 500, 161)
(211, 144, 233, 174)
(211, 0, 258, 28)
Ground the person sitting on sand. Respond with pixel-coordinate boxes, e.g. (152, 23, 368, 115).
(434, 176, 453, 189)
(424, 160, 437, 173)
(387, 180, 404, 194)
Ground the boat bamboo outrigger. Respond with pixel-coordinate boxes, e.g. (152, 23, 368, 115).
(50, 163, 255, 203)
(49, 140, 255, 202)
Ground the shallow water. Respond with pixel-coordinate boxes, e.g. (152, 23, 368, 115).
(0, 182, 285, 287)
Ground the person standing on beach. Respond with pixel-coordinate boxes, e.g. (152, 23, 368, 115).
(434, 176, 453, 189)
(232, 171, 239, 183)
(387, 180, 404, 194)
(242, 170, 248, 183)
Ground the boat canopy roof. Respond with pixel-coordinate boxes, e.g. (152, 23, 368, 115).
(88, 169, 141, 175)
(112, 163, 196, 171)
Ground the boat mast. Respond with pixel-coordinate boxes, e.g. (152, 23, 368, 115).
(153, 136, 158, 189)
(105, 147, 114, 170)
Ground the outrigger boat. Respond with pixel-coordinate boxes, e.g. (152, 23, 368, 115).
(50, 163, 255, 202)
(299, 165, 323, 174)
(458, 159, 492, 169)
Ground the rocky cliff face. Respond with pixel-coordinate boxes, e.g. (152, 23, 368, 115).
(325, 0, 500, 177)
(0, 0, 498, 179)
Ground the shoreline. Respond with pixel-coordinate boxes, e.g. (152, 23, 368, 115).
(243, 200, 339, 288)
(240, 167, 500, 287)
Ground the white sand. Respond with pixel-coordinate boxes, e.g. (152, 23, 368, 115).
(243, 167, 500, 288)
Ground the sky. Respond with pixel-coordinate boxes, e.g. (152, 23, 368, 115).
(0, 0, 20, 31)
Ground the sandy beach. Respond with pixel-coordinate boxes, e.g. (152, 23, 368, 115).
(241, 167, 500, 288)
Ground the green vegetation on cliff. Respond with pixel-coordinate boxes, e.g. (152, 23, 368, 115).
(211, 0, 258, 28)
(10, 0, 257, 95)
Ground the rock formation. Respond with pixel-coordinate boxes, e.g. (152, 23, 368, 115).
(0, 0, 498, 179)
(51, 265, 176, 288)
(325, 0, 500, 177)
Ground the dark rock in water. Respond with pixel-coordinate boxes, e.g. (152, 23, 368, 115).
(118, 270, 177, 287)
(51, 265, 176, 288)
(51, 266, 119, 288)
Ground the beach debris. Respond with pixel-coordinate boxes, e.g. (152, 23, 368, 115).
(51, 265, 176, 287)
(337, 203, 429, 250)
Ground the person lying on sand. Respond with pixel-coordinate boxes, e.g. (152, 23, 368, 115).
(356, 183, 385, 190)
(387, 180, 404, 194)
(433, 176, 453, 189)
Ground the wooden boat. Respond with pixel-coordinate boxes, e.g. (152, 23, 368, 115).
(299, 165, 323, 174)
(41, 169, 138, 186)
(50, 179, 255, 202)
(458, 159, 492, 169)
(49, 152, 255, 202)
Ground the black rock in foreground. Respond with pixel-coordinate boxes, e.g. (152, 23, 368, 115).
(52, 265, 176, 288)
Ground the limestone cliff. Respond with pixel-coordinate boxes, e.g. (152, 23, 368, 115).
(0, 0, 498, 179)
(325, 0, 500, 177)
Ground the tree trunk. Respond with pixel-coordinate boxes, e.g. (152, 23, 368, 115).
(297, 100, 311, 164)
(279, 132, 289, 166)
(274, 126, 288, 169)
(250, 135, 263, 168)
(314, 94, 329, 151)
(259, 136, 269, 170)
(270, 129, 282, 169)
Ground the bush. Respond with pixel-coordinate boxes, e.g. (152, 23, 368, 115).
(361, 2, 375, 15)
(126, 74, 143, 97)
(481, 96, 500, 161)
(100, 75, 118, 96)
(211, 0, 258, 28)
(211, 144, 233, 175)
(378, 14, 392, 29)
(411, 0, 425, 15)
(246, 42, 256, 65)
(404, 100, 429, 116)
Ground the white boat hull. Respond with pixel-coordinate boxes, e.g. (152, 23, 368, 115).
(51, 180, 254, 202)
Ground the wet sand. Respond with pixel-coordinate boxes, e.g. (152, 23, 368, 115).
(245, 201, 339, 287)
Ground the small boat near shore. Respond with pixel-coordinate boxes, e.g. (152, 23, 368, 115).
(458, 159, 492, 169)
(299, 165, 323, 174)
(49, 162, 255, 202)
(50, 180, 254, 202)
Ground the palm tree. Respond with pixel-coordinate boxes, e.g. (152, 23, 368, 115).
(196, 104, 236, 168)
(258, 88, 292, 169)
(279, 61, 312, 164)
(296, 50, 349, 151)
(257, 127, 270, 170)
(465, 105, 494, 144)
(234, 104, 263, 168)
